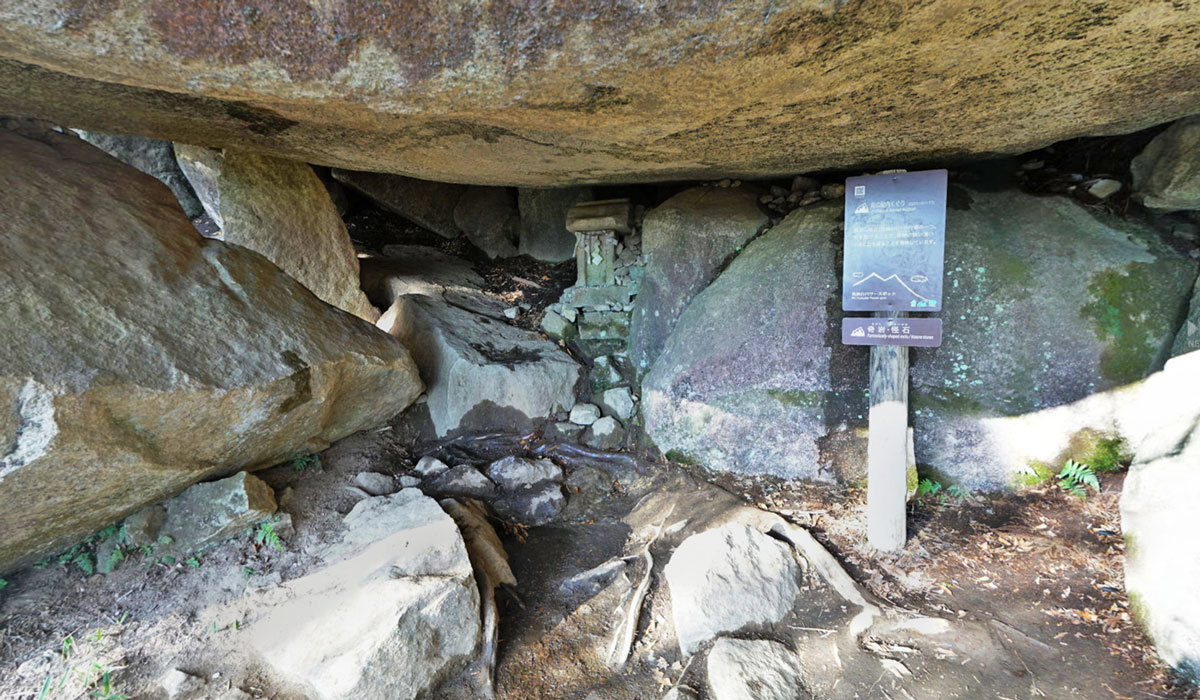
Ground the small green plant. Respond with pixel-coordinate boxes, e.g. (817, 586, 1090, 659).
(60, 634, 75, 659)
(254, 520, 284, 552)
(73, 552, 95, 576)
(242, 566, 261, 578)
(1057, 459, 1100, 497)
(185, 556, 201, 568)
(291, 454, 320, 472)
(917, 478, 943, 498)
(945, 484, 970, 501)
(0, 577, 8, 590)
(88, 663, 129, 700)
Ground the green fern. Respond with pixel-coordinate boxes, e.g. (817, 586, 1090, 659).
(917, 478, 943, 497)
(255, 521, 284, 551)
(1057, 459, 1100, 497)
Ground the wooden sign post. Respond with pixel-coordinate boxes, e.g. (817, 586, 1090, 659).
(841, 170, 948, 552)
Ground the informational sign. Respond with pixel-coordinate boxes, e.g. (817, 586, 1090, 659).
(841, 317, 943, 347)
(842, 169, 947, 312)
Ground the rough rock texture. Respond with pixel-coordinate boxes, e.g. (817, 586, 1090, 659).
(2, 3, 1198, 185)
(642, 203, 841, 479)
(175, 145, 378, 321)
(425, 465, 497, 500)
(910, 188, 1196, 487)
(453, 187, 519, 259)
(518, 187, 594, 262)
(1132, 116, 1200, 212)
(156, 472, 277, 556)
(1120, 351, 1200, 683)
(378, 295, 579, 437)
(706, 638, 807, 700)
(487, 456, 562, 490)
(75, 130, 203, 217)
(1173, 277, 1200, 357)
(360, 245, 502, 318)
(664, 524, 800, 655)
(644, 190, 1196, 486)
(331, 169, 465, 239)
(0, 127, 422, 572)
(630, 187, 768, 374)
(251, 489, 480, 699)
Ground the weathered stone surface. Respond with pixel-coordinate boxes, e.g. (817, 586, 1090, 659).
(75, 130, 203, 217)
(414, 455, 451, 478)
(361, 245, 503, 318)
(175, 145, 378, 321)
(0, 127, 422, 571)
(569, 403, 602, 426)
(664, 524, 800, 655)
(332, 169, 465, 238)
(487, 456, 562, 491)
(583, 416, 625, 451)
(379, 295, 579, 437)
(642, 203, 840, 479)
(1120, 351, 1200, 683)
(493, 482, 566, 526)
(425, 465, 497, 499)
(706, 638, 807, 700)
(453, 187, 519, 259)
(518, 187, 594, 262)
(156, 472, 276, 556)
(645, 190, 1196, 486)
(352, 471, 396, 497)
(252, 489, 480, 700)
(1173, 277, 1200, 358)
(3, 4, 1198, 185)
(1132, 116, 1200, 212)
(910, 188, 1196, 487)
(598, 387, 636, 421)
(540, 309, 577, 340)
(630, 187, 768, 374)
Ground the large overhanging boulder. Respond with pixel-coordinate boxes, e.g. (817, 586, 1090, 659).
(0, 124, 423, 572)
(1, 2, 1198, 185)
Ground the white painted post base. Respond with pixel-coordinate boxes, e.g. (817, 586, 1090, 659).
(867, 311, 910, 553)
(867, 400, 908, 551)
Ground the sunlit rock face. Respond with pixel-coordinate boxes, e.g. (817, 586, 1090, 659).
(641, 189, 1197, 487)
(0, 125, 422, 572)
(2, 1, 1199, 185)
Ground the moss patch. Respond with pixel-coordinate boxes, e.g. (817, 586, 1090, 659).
(665, 449, 698, 466)
(1014, 460, 1056, 488)
(766, 389, 822, 408)
(1080, 263, 1162, 384)
(1065, 429, 1131, 473)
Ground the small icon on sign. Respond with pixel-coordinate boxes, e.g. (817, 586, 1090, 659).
(853, 202, 869, 214)
(852, 271, 864, 278)
(854, 185, 866, 197)
(850, 327, 865, 338)
(910, 274, 928, 283)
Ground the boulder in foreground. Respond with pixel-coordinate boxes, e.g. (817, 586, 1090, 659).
(0, 126, 422, 572)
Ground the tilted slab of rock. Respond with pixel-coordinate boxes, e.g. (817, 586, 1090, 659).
(1132, 116, 1200, 212)
(331, 169, 465, 239)
(378, 294, 579, 437)
(0, 126, 422, 571)
(175, 145, 378, 321)
(251, 489, 480, 700)
(518, 187, 595, 262)
(664, 523, 801, 655)
(1, 3, 1198, 185)
(643, 202, 841, 480)
(75, 130, 203, 218)
(630, 186, 768, 375)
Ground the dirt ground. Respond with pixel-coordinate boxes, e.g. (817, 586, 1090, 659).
(0, 418, 1196, 699)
